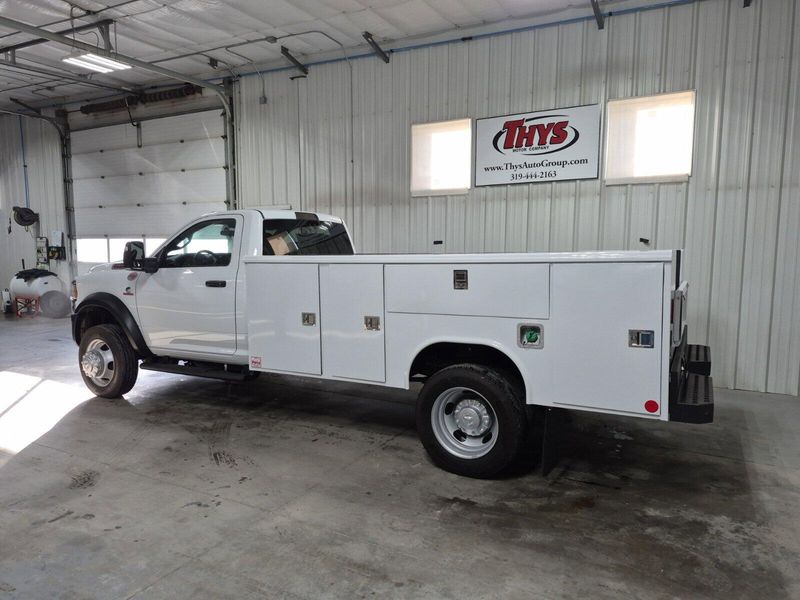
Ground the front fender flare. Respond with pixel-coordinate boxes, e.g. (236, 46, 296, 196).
(72, 292, 152, 357)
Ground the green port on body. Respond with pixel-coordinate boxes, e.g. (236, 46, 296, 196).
(518, 324, 543, 349)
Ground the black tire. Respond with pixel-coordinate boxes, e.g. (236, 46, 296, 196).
(78, 324, 138, 398)
(416, 363, 527, 478)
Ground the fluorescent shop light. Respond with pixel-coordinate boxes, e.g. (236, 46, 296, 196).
(81, 53, 132, 70)
(63, 56, 112, 73)
(62, 53, 132, 73)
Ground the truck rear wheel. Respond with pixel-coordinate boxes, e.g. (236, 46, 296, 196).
(78, 324, 138, 398)
(416, 364, 527, 478)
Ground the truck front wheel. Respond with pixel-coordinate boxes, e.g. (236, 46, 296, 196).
(416, 364, 527, 478)
(78, 324, 138, 398)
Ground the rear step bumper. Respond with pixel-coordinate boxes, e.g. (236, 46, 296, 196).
(672, 372, 714, 424)
(687, 343, 711, 376)
(669, 332, 714, 424)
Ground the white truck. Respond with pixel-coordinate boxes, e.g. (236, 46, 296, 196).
(71, 209, 713, 478)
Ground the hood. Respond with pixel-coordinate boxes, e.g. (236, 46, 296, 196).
(87, 262, 116, 273)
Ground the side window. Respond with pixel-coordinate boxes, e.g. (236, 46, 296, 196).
(162, 219, 236, 268)
(263, 219, 354, 256)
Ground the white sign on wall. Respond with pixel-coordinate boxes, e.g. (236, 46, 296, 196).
(474, 104, 601, 186)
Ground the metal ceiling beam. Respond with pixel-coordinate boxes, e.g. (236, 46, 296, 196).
(0, 67, 44, 84)
(0, 19, 114, 54)
(590, 0, 605, 30)
(362, 31, 390, 63)
(0, 15, 225, 96)
(281, 46, 309, 75)
(0, 59, 134, 93)
(0, 0, 136, 43)
(10, 97, 40, 114)
(0, 76, 65, 93)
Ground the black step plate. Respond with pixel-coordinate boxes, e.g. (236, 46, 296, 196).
(687, 344, 711, 376)
(671, 373, 714, 424)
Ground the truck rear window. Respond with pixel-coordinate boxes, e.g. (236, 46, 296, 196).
(263, 219, 354, 256)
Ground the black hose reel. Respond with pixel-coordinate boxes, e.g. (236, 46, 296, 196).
(12, 206, 39, 228)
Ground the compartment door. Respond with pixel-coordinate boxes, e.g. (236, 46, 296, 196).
(320, 264, 385, 382)
(547, 262, 664, 415)
(246, 263, 321, 375)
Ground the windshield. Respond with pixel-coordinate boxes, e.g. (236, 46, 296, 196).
(263, 218, 353, 256)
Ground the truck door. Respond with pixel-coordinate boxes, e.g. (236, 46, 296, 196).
(135, 216, 241, 356)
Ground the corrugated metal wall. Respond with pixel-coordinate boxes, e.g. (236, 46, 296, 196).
(0, 115, 70, 289)
(235, 0, 800, 396)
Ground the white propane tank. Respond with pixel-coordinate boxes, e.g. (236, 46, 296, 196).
(9, 272, 71, 318)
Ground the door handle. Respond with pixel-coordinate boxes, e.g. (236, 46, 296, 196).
(205, 280, 226, 288)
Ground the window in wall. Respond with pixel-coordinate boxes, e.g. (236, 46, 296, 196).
(77, 236, 164, 264)
(109, 238, 143, 263)
(411, 118, 472, 196)
(145, 237, 167, 256)
(76, 238, 109, 263)
(605, 91, 695, 184)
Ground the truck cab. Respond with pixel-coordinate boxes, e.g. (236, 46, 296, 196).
(72, 209, 352, 365)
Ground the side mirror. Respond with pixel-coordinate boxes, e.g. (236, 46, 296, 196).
(122, 241, 144, 269)
(140, 257, 160, 274)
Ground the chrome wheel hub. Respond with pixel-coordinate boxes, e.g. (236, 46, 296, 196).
(80, 339, 115, 388)
(431, 387, 499, 459)
(81, 349, 104, 378)
(453, 398, 492, 436)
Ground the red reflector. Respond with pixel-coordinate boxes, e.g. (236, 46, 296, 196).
(644, 400, 659, 413)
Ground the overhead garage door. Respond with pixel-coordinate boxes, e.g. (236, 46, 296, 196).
(71, 110, 227, 272)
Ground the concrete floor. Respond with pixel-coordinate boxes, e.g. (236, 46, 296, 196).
(0, 316, 798, 600)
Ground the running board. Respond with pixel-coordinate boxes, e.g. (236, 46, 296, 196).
(140, 360, 249, 382)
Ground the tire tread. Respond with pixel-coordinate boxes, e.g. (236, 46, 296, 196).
(416, 363, 527, 478)
(79, 324, 138, 398)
